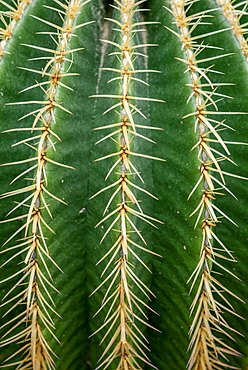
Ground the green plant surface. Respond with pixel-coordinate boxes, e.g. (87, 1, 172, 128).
(146, 1, 248, 368)
(0, 1, 248, 370)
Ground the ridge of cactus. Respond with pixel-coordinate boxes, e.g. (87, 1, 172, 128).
(166, 1, 247, 368)
(89, 1, 165, 369)
(0, 1, 92, 368)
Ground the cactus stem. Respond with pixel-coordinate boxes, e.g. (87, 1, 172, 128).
(0, 0, 91, 368)
(90, 1, 164, 369)
(167, 0, 247, 368)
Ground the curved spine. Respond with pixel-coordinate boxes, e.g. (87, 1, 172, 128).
(90, 1, 164, 369)
(0, 1, 92, 368)
(167, 1, 247, 369)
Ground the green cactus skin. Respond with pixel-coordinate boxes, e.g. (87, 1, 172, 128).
(0, 1, 248, 369)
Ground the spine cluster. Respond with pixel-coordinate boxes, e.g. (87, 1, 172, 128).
(0, 1, 91, 368)
(168, 1, 246, 369)
(91, 0, 164, 369)
(0, 0, 33, 59)
(216, 0, 248, 60)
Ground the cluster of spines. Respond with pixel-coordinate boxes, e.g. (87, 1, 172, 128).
(0, 1, 92, 368)
(90, 1, 164, 369)
(0, 0, 33, 59)
(216, 0, 248, 60)
(168, 1, 247, 369)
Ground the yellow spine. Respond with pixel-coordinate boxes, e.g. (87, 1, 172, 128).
(0, 0, 33, 59)
(168, 1, 244, 368)
(0, 1, 92, 368)
(91, 1, 164, 368)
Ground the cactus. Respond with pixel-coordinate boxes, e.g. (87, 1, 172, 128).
(0, 0, 248, 369)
